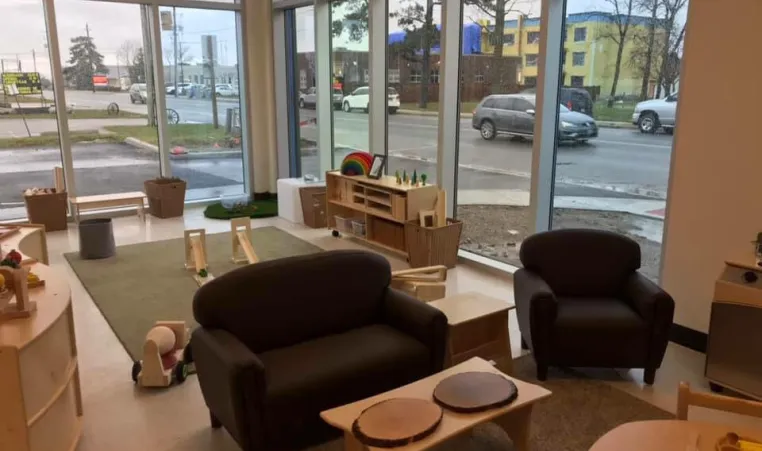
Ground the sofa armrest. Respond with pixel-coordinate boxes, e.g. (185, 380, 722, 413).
(382, 287, 448, 373)
(622, 273, 675, 367)
(514, 268, 558, 361)
(191, 328, 267, 451)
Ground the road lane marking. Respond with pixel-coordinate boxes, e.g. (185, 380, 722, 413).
(593, 139, 671, 149)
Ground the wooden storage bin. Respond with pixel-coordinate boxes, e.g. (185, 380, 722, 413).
(24, 191, 67, 232)
(299, 186, 327, 228)
(405, 218, 463, 268)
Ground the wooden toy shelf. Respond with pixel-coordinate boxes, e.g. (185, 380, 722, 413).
(326, 171, 438, 256)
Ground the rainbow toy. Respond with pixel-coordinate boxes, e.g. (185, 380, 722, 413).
(340, 152, 373, 176)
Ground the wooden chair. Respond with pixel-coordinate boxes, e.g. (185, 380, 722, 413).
(677, 382, 762, 420)
(391, 266, 447, 302)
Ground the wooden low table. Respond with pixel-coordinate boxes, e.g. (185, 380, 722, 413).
(70, 192, 147, 223)
(589, 420, 762, 451)
(321, 357, 550, 451)
(428, 292, 516, 371)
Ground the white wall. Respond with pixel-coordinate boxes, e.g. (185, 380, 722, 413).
(660, 0, 762, 333)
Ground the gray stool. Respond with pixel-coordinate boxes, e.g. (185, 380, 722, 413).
(79, 218, 116, 259)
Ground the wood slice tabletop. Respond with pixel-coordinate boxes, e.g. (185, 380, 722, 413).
(352, 398, 443, 448)
(433, 372, 518, 413)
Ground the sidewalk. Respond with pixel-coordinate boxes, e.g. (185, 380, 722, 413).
(0, 118, 146, 137)
(397, 108, 634, 129)
(457, 189, 665, 220)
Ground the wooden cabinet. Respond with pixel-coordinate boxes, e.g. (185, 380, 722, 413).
(0, 226, 82, 451)
(325, 171, 438, 256)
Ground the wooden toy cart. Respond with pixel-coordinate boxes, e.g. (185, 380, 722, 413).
(131, 321, 192, 387)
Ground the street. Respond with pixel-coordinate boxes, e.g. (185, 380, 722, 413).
(1, 90, 674, 224)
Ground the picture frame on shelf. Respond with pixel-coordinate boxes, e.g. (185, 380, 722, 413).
(368, 154, 387, 180)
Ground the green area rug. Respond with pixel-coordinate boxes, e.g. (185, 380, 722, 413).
(203, 199, 278, 220)
(64, 226, 321, 360)
(310, 356, 673, 451)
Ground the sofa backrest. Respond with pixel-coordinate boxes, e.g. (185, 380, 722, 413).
(193, 250, 391, 353)
(519, 228, 641, 297)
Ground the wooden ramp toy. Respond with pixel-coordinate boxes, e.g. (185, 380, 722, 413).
(231, 218, 259, 264)
(184, 229, 214, 286)
(391, 265, 448, 302)
(131, 321, 191, 388)
(0, 266, 37, 322)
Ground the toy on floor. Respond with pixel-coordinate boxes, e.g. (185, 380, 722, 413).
(391, 266, 448, 302)
(230, 218, 259, 265)
(131, 321, 193, 387)
(184, 229, 214, 286)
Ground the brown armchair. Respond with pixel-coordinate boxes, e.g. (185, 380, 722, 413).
(514, 229, 674, 385)
(191, 250, 448, 451)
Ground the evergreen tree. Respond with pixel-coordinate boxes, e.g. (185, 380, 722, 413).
(63, 35, 108, 90)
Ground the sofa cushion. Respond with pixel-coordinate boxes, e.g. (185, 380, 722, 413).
(551, 297, 649, 366)
(260, 324, 430, 409)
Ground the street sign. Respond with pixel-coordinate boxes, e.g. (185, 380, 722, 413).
(1, 72, 42, 95)
(160, 11, 173, 31)
(201, 35, 217, 63)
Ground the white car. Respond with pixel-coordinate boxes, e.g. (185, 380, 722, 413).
(341, 86, 400, 114)
(215, 84, 239, 97)
(632, 93, 678, 134)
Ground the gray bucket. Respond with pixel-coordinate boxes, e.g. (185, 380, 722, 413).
(78, 218, 116, 259)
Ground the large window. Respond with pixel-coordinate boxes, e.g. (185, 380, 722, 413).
(574, 27, 587, 42)
(548, 1, 688, 281)
(330, 4, 369, 166)
(295, 5, 319, 178)
(55, 0, 161, 199)
(160, 6, 246, 201)
(455, 6, 542, 266)
(386, 0, 441, 183)
(0, 0, 61, 221)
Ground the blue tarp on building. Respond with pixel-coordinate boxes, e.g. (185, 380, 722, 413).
(387, 23, 483, 55)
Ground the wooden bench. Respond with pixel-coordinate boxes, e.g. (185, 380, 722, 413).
(70, 192, 147, 224)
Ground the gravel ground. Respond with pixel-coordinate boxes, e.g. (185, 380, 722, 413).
(458, 205, 663, 281)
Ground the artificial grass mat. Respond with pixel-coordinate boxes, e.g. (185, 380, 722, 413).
(203, 198, 278, 220)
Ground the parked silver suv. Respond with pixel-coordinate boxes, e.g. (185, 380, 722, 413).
(472, 94, 598, 143)
(632, 93, 678, 134)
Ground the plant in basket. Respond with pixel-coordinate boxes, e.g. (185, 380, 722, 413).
(144, 176, 187, 219)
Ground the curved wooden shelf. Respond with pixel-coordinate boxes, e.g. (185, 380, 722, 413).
(0, 225, 82, 451)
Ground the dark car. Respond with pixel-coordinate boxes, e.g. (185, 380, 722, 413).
(521, 87, 594, 117)
(471, 94, 598, 143)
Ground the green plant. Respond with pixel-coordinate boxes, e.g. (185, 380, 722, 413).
(412, 170, 418, 185)
(198, 268, 208, 278)
(421, 173, 428, 185)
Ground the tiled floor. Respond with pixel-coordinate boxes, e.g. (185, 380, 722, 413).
(39, 208, 760, 451)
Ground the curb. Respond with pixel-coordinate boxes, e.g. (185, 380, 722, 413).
(397, 109, 635, 129)
(122, 136, 242, 160)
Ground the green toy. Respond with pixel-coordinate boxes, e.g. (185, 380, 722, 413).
(421, 173, 428, 185)
(395, 170, 401, 184)
(412, 170, 418, 185)
(403, 170, 408, 184)
(198, 268, 208, 278)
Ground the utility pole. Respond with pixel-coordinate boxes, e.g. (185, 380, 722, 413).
(206, 35, 218, 128)
(173, 7, 178, 97)
(86, 23, 95, 93)
(32, 49, 37, 72)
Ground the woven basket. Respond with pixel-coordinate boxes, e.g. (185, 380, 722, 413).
(405, 218, 463, 268)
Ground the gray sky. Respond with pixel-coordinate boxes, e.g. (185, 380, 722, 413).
(1, 0, 239, 78)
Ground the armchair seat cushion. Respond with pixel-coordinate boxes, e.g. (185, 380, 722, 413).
(552, 297, 649, 366)
(261, 324, 430, 409)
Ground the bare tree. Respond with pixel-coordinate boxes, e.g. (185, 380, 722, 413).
(464, 0, 528, 93)
(598, 0, 637, 105)
(117, 40, 140, 70)
(654, 0, 687, 97)
(635, 0, 660, 100)
(163, 42, 193, 84)
(390, 0, 440, 107)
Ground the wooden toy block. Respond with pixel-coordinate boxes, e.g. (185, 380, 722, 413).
(184, 229, 214, 286)
(231, 218, 259, 264)
(0, 267, 37, 322)
(133, 321, 191, 388)
(391, 265, 448, 302)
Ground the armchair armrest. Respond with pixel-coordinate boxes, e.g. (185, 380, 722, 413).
(382, 287, 448, 373)
(191, 328, 267, 451)
(622, 273, 675, 368)
(513, 269, 558, 361)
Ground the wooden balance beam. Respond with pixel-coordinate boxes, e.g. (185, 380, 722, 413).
(231, 218, 259, 264)
(184, 229, 214, 286)
(391, 265, 448, 302)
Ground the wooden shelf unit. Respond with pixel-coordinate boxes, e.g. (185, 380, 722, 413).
(0, 226, 82, 451)
(326, 171, 438, 255)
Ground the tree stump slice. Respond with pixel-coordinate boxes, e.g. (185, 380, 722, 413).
(352, 398, 443, 448)
(433, 372, 518, 413)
